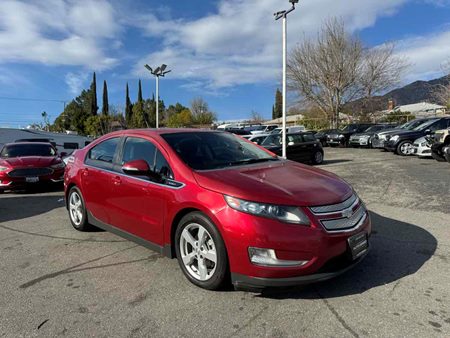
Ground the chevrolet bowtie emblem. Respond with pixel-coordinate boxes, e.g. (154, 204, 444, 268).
(342, 209, 353, 218)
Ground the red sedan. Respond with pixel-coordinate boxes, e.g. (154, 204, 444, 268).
(0, 142, 65, 192)
(64, 129, 371, 291)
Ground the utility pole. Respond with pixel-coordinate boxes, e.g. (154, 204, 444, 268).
(275, 0, 298, 159)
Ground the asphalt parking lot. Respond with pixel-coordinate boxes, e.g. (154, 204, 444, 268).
(1, 148, 449, 338)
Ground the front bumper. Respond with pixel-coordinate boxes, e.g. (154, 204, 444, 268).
(413, 144, 432, 157)
(218, 202, 371, 290)
(327, 137, 344, 145)
(0, 169, 64, 191)
(372, 138, 385, 149)
(384, 140, 398, 152)
(232, 249, 368, 290)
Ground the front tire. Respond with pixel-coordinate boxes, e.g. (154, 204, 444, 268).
(175, 212, 229, 290)
(67, 187, 92, 231)
(396, 141, 414, 156)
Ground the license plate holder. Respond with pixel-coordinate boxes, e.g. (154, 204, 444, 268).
(25, 177, 39, 183)
(347, 232, 368, 260)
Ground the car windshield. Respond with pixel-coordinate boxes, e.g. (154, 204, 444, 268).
(162, 132, 278, 170)
(0, 144, 56, 158)
(413, 119, 439, 131)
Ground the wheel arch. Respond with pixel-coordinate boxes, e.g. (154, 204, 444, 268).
(167, 207, 203, 258)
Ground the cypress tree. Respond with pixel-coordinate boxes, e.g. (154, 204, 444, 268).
(138, 79, 143, 103)
(102, 80, 109, 116)
(90, 72, 98, 116)
(274, 88, 282, 119)
(125, 83, 133, 125)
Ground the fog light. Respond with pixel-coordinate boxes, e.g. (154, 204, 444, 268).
(248, 247, 309, 267)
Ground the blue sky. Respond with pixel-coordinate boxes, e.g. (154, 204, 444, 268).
(0, 0, 449, 127)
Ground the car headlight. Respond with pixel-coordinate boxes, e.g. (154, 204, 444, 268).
(51, 162, 65, 169)
(339, 134, 345, 138)
(224, 195, 310, 225)
(0, 166, 9, 172)
(390, 135, 399, 142)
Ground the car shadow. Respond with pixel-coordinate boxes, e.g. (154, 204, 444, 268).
(0, 194, 64, 223)
(259, 211, 437, 299)
(320, 159, 353, 165)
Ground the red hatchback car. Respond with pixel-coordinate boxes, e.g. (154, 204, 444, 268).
(64, 129, 371, 291)
(0, 142, 65, 192)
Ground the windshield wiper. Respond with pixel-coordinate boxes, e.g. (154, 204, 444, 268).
(228, 158, 279, 166)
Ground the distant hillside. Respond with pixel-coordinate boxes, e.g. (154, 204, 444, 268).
(346, 75, 450, 113)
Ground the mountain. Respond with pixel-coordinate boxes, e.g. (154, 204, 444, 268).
(346, 75, 450, 113)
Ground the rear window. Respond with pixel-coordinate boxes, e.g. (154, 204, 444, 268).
(0, 144, 56, 158)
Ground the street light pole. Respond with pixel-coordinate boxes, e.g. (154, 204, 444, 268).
(155, 75, 159, 129)
(275, 0, 298, 159)
(144, 64, 171, 129)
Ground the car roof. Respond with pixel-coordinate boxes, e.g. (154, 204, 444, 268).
(4, 141, 53, 146)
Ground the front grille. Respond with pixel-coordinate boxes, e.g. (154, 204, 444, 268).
(310, 194, 358, 214)
(8, 168, 53, 177)
(320, 206, 367, 231)
(310, 194, 368, 232)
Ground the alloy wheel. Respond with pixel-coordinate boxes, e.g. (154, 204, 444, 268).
(179, 223, 217, 281)
(69, 191, 83, 226)
(400, 142, 414, 155)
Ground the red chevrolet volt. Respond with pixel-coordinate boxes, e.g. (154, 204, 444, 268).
(0, 142, 65, 192)
(64, 129, 370, 291)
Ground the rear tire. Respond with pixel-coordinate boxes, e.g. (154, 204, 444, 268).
(175, 212, 229, 290)
(67, 187, 92, 231)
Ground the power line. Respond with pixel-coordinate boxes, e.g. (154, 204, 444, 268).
(0, 96, 68, 104)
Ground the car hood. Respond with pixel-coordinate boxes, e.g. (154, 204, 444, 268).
(0, 156, 57, 167)
(351, 132, 373, 137)
(389, 130, 424, 138)
(193, 161, 353, 207)
(377, 128, 404, 136)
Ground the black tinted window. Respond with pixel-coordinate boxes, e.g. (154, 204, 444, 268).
(88, 137, 119, 163)
(155, 150, 173, 179)
(429, 119, 449, 131)
(302, 134, 316, 142)
(64, 142, 79, 150)
(121, 137, 156, 169)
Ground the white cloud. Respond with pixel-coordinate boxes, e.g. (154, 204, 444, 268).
(0, 0, 119, 70)
(65, 72, 89, 95)
(395, 30, 450, 81)
(131, 0, 410, 90)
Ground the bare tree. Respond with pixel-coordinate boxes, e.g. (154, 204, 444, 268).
(190, 97, 216, 125)
(249, 110, 264, 123)
(288, 18, 363, 128)
(359, 43, 408, 118)
(432, 58, 450, 108)
(288, 18, 408, 127)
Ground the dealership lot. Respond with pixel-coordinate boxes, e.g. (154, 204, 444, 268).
(0, 148, 449, 337)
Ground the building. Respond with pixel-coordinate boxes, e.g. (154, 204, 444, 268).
(0, 128, 92, 154)
(393, 102, 447, 117)
(265, 114, 304, 126)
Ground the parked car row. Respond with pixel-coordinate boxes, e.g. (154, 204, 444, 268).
(320, 117, 450, 162)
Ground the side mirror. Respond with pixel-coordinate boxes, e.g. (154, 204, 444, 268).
(424, 129, 432, 135)
(122, 159, 151, 175)
(122, 159, 162, 181)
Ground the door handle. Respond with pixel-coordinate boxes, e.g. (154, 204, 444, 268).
(112, 176, 122, 185)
